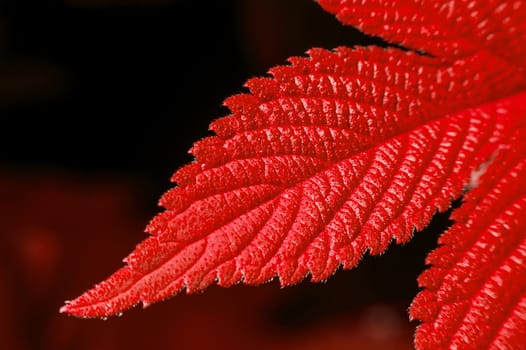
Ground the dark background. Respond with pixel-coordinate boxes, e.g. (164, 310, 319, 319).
(0, 1, 446, 349)
(1, 0, 378, 193)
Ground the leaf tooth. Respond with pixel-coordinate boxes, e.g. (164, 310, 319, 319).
(417, 267, 446, 291)
(267, 65, 294, 81)
(216, 260, 242, 287)
(244, 77, 280, 101)
(410, 289, 440, 322)
(158, 187, 191, 212)
(209, 115, 240, 139)
(223, 93, 259, 115)
(425, 245, 455, 269)
(339, 243, 366, 270)
(189, 136, 228, 166)
(290, 264, 311, 285)
(275, 257, 300, 286)
(145, 209, 180, 236)
(184, 270, 217, 294)
(170, 162, 202, 185)
(286, 55, 314, 72)
(305, 47, 338, 62)
(302, 233, 331, 282)
(314, 255, 340, 282)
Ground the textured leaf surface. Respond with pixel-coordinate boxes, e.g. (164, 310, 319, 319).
(61, 4, 526, 350)
(317, 0, 526, 68)
(61, 44, 523, 318)
(410, 94, 526, 349)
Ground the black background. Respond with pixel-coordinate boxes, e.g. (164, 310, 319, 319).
(1, 0, 375, 193)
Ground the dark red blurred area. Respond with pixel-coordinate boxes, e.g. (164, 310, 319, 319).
(1, 1, 446, 349)
(0, 167, 421, 349)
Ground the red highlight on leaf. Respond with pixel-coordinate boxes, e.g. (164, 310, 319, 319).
(61, 1, 526, 349)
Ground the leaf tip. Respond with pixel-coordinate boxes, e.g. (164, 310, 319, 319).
(58, 299, 97, 319)
(58, 301, 71, 314)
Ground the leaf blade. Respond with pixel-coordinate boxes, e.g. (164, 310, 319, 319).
(60, 47, 523, 318)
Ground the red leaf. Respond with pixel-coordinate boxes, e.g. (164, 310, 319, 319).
(410, 96, 526, 349)
(60, 44, 524, 318)
(61, 4, 526, 350)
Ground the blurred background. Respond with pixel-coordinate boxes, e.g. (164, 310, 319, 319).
(0, 0, 448, 349)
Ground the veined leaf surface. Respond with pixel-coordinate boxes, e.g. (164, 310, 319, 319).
(62, 1, 526, 349)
